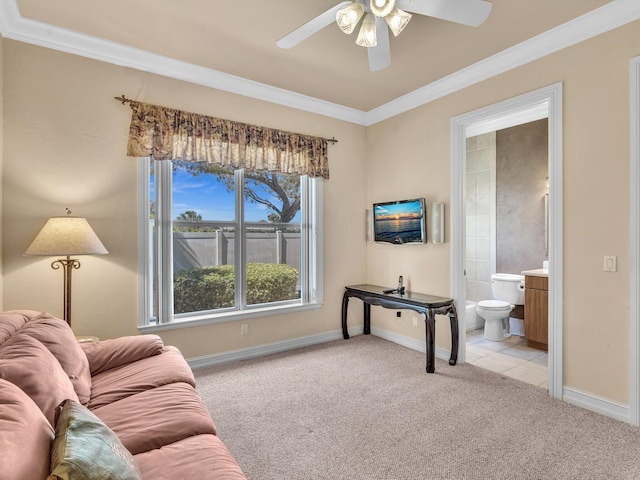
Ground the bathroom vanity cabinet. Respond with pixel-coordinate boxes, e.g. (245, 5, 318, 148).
(524, 274, 548, 351)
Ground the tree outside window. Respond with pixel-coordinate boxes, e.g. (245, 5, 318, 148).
(147, 159, 320, 324)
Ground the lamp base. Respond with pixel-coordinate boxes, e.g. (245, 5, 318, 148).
(51, 256, 81, 325)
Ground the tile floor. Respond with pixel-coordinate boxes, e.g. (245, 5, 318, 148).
(466, 329, 548, 389)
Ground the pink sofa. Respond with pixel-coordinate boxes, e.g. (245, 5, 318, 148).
(0, 310, 247, 480)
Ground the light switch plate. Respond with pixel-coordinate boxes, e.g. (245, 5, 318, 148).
(604, 256, 617, 272)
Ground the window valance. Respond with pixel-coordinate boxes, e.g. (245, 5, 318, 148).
(120, 98, 330, 179)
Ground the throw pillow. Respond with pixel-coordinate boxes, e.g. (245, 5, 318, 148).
(48, 399, 142, 480)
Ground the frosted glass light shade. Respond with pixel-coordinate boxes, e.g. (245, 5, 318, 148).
(431, 203, 445, 244)
(385, 7, 411, 36)
(356, 14, 377, 47)
(370, 0, 395, 17)
(336, 2, 365, 34)
(25, 216, 108, 256)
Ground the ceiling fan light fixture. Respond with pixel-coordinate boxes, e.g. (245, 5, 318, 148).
(369, 0, 395, 18)
(385, 7, 411, 36)
(336, 2, 365, 34)
(356, 13, 377, 47)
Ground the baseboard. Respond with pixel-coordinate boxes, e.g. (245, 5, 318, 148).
(374, 328, 635, 425)
(187, 326, 364, 369)
(466, 318, 483, 331)
(371, 329, 630, 424)
(370, 326, 451, 361)
(187, 325, 447, 370)
(187, 326, 633, 425)
(563, 386, 630, 423)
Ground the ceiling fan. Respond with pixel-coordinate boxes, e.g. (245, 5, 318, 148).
(276, 0, 492, 72)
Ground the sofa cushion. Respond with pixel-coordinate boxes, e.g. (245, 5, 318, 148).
(0, 334, 79, 426)
(0, 378, 54, 480)
(18, 312, 92, 406)
(89, 346, 195, 409)
(48, 399, 142, 480)
(80, 334, 164, 375)
(0, 310, 34, 345)
(134, 434, 247, 480)
(92, 382, 217, 455)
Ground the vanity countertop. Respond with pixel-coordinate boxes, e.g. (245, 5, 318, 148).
(521, 268, 549, 277)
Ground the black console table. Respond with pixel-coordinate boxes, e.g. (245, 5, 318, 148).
(341, 284, 458, 373)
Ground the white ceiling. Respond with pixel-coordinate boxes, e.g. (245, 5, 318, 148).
(2, 0, 640, 125)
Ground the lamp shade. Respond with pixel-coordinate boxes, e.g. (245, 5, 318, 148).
(25, 216, 108, 256)
(385, 7, 411, 36)
(356, 13, 377, 47)
(336, 2, 365, 34)
(431, 203, 445, 244)
(370, 0, 395, 17)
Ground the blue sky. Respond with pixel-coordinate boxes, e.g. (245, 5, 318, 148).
(171, 168, 235, 220)
(374, 199, 423, 220)
(151, 167, 300, 222)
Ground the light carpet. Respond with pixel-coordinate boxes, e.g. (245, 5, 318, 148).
(194, 335, 640, 480)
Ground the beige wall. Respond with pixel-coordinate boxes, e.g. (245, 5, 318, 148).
(2, 40, 367, 354)
(366, 20, 640, 404)
(3, 19, 640, 406)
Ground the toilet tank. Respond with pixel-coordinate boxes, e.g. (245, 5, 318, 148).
(491, 273, 525, 305)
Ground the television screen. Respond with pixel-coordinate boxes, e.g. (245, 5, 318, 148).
(373, 198, 427, 244)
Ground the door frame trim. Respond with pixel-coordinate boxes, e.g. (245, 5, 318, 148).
(629, 57, 640, 426)
(450, 83, 564, 399)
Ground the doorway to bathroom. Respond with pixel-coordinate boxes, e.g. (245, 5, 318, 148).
(450, 84, 563, 400)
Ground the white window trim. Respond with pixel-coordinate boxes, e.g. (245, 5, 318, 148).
(137, 158, 324, 330)
(140, 302, 324, 333)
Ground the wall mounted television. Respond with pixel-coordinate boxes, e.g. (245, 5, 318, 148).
(373, 198, 427, 244)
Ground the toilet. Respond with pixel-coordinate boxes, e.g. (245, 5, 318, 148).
(476, 273, 525, 341)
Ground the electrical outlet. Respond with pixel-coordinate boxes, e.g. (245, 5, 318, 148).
(240, 324, 248, 336)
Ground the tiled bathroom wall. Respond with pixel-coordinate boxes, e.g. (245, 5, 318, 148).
(466, 120, 548, 307)
(466, 133, 495, 303)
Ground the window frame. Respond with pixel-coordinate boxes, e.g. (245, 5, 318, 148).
(137, 158, 324, 332)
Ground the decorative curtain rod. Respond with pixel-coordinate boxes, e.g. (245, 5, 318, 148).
(113, 95, 338, 144)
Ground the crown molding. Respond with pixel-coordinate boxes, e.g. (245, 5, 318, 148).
(0, 0, 367, 125)
(0, 0, 639, 127)
(366, 0, 640, 125)
(464, 101, 548, 137)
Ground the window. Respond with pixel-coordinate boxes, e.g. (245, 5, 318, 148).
(139, 159, 323, 328)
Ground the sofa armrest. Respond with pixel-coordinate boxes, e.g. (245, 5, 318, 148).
(80, 335, 164, 375)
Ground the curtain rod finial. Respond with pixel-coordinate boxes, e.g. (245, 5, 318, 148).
(114, 95, 129, 105)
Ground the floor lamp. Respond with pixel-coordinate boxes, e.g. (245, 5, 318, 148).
(24, 210, 108, 326)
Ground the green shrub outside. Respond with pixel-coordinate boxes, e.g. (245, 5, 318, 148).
(173, 263, 299, 314)
(173, 265, 235, 313)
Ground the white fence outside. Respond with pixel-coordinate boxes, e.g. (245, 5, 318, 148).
(171, 220, 301, 273)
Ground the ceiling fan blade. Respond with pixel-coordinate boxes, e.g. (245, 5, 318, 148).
(396, 0, 492, 27)
(368, 17, 391, 71)
(276, 1, 352, 49)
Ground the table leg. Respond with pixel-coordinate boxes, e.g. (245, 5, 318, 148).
(341, 293, 350, 340)
(425, 310, 436, 373)
(448, 304, 459, 366)
(364, 303, 371, 335)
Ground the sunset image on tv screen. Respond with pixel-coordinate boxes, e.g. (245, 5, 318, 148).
(374, 199, 424, 244)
